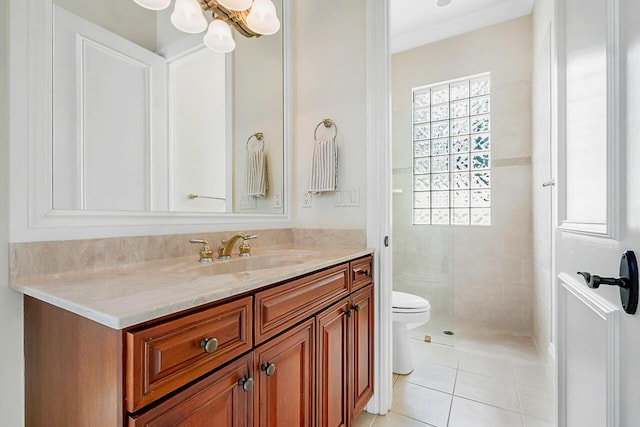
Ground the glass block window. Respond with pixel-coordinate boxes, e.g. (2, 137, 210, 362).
(412, 74, 491, 226)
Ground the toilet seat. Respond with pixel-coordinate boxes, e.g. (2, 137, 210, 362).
(392, 291, 430, 312)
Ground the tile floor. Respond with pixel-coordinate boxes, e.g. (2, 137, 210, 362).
(354, 337, 555, 427)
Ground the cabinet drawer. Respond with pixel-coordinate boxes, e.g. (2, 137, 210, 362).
(126, 296, 253, 412)
(255, 264, 349, 344)
(128, 353, 253, 427)
(351, 256, 373, 291)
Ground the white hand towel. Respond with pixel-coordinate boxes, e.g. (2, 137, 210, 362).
(308, 138, 337, 193)
(247, 149, 268, 197)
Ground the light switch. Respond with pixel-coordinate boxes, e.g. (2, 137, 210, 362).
(350, 189, 360, 205)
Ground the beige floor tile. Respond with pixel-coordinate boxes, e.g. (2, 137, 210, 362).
(454, 370, 520, 412)
(409, 339, 460, 369)
(458, 350, 515, 382)
(517, 384, 554, 422)
(513, 362, 554, 390)
(448, 397, 524, 427)
(352, 411, 377, 427)
(522, 415, 556, 427)
(375, 411, 436, 427)
(391, 381, 452, 427)
(453, 326, 541, 363)
(400, 360, 457, 393)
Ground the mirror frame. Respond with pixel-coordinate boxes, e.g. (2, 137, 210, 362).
(9, 0, 291, 242)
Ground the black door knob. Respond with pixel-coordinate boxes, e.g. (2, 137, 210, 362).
(576, 272, 628, 289)
(577, 250, 638, 315)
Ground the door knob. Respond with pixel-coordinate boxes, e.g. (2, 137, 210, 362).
(576, 272, 627, 289)
(577, 250, 638, 314)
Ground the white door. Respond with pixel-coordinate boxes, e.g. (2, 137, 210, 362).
(556, 0, 640, 426)
(53, 5, 168, 212)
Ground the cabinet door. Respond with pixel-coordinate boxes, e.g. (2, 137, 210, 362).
(317, 300, 351, 427)
(351, 285, 374, 421)
(128, 353, 253, 427)
(255, 318, 315, 427)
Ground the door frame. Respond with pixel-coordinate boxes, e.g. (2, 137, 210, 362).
(365, 0, 392, 415)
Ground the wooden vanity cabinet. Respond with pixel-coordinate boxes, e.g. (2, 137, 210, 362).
(317, 284, 374, 427)
(24, 255, 373, 427)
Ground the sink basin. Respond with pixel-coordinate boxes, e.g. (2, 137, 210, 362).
(187, 250, 320, 276)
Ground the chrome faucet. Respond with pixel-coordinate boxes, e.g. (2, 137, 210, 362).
(189, 238, 214, 263)
(218, 232, 258, 259)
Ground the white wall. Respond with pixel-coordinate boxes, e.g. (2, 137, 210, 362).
(392, 16, 534, 335)
(531, 0, 554, 360)
(1, 0, 25, 425)
(290, 0, 367, 229)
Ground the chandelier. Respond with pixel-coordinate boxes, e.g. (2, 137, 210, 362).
(132, 0, 281, 53)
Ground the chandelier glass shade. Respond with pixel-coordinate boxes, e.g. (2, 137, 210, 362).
(131, 0, 280, 53)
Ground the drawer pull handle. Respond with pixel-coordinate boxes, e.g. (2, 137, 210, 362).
(344, 309, 353, 318)
(353, 304, 360, 312)
(353, 267, 371, 279)
(261, 362, 276, 376)
(238, 377, 254, 392)
(200, 337, 219, 354)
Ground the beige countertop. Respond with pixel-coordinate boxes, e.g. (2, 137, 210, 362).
(11, 245, 373, 330)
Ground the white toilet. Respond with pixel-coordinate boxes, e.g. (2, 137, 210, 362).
(392, 291, 431, 375)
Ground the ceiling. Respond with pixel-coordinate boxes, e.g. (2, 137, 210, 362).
(390, 0, 534, 53)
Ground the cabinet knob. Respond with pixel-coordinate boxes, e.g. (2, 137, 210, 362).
(200, 337, 219, 354)
(261, 362, 276, 376)
(344, 309, 353, 318)
(238, 377, 254, 392)
(353, 304, 360, 312)
(353, 267, 371, 279)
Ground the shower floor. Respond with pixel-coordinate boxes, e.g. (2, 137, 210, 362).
(409, 315, 456, 347)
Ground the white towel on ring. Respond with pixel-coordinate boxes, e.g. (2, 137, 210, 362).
(247, 148, 268, 197)
(308, 138, 337, 193)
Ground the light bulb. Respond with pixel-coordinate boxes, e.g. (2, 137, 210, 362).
(246, 0, 280, 35)
(203, 19, 236, 53)
(171, 0, 208, 34)
(133, 0, 171, 10)
(217, 0, 253, 11)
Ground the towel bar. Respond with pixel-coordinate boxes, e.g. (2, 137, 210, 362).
(189, 194, 226, 201)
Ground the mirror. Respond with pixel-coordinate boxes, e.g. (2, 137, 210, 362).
(50, 0, 284, 215)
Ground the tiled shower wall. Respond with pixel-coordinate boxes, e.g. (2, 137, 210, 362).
(392, 16, 533, 335)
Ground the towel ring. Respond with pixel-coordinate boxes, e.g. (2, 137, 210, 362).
(314, 119, 338, 141)
(246, 132, 265, 151)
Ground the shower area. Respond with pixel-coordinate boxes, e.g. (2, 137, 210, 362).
(390, 16, 535, 352)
